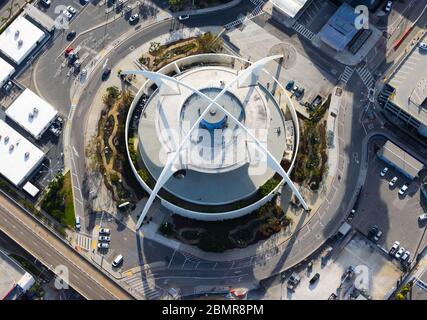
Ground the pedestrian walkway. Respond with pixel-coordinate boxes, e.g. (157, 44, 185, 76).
(339, 66, 355, 84)
(75, 234, 92, 251)
(292, 22, 315, 41)
(356, 65, 375, 89)
(224, 0, 266, 30)
(122, 273, 163, 300)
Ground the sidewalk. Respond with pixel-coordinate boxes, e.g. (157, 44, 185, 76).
(172, 0, 242, 17)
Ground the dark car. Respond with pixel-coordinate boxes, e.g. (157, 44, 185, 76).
(39, 0, 51, 7)
(295, 87, 305, 98)
(309, 273, 320, 285)
(286, 80, 294, 91)
(66, 30, 76, 41)
(102, 68, 111, 81)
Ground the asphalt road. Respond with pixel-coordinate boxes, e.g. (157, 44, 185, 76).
(0, 192, 132, 300)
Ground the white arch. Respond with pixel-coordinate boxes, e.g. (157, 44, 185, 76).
(123, 55, 309, 229)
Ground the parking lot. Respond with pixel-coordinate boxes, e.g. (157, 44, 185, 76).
(283, 233, 403, 300)
(351, 137, 427, 265)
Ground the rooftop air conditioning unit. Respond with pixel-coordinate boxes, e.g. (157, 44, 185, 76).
(33, 107, 38, 114)
(9, 145, 14, 152)
(15, 30, 20, 38)
(25, 151, 30, 159)
(18, 39, 23, 48)
(4, 136, 9, 144)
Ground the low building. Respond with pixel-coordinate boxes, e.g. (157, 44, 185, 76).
(0, 119, 45, 187)
(377, 141, 424, 180)
(0, 249, 35, 300)
(270, 0, 310, 19)
(0, 57, 15, 87)
(318, 3, 359, 51)
(0, 15, 46, 65)
(6, 88, 58, 139)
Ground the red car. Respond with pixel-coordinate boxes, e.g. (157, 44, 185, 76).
(65, 47, 73, 57)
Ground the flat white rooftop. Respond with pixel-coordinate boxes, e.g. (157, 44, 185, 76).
(0, 15, 45, 65)
(0, 57, 15, 86)
(271, 0, 308, 18)
(6, 88, 58, 139)
(0, 119, 45, 186)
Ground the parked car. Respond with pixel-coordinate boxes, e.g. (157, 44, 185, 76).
(401, 250, 410, 262)
(66, 30, 76, 41)
(395, 247, 405, 259)
(384, 1, 393, 13)
(418, 213, 427, 223)
(99, 228, 110, 235)
(368, 225, 382, 242)
(99, 235, 111, 242)
(178, 14, 190, 21)
(286, 80, 294, 91)
(129, 14, 139, 23)
(63, 10, 73, 20)
(294, 87, 305, 99)
(75, 216, 81, 230)
(309, 273, 320, 285)
(380, 167, 388, 177)
(39, 0, 51, 7)
(419, 42, 427, 51)
(389, 176, 398, 187)
(98, 242, 109, 249)
(112, 254, 124, 268)
(65, 47, 74, 57)
(287, 273, 301, 291)
(389, 241, 400, 255)
(399, 184, 408, 195)
(67, 5, 77, 15)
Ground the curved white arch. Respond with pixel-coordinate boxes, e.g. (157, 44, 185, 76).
(123, 55, 309, 229)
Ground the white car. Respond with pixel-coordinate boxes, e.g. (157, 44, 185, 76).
(99, 228, 110, 235)
(419, 42, 427, 51)
(380, 167, 388, 177)
(75, 216, 81, 230)
(399, 184, 408, 195)
(99, 235, 111, 242)
(98, 242, 109, 249)
(418, 213, 427, 223)
(178, 14, 190, 21)
(67, 5, 77, 15)
(385, 1, 393, 13)
(63, 10, 73, 20)
(389, 176, 398, 187)
(401, 250, 410, 262)
(395, 247, 405, 259)
(389, 241, 400, 255)
(129, 14, 139, 23)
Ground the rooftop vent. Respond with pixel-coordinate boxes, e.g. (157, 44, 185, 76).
(33, 107, 38, 114)
(4, 136, 9, 144)
(25, 151, 30, 159)
(14, 30, 20, 39)
(17, 39, 23, 48)
(9, 144, 14, 152)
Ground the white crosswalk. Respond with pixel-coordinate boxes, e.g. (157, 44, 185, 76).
(224, 0, 266, 29)
(123, 274, 163, 300)
(339, 66, 355, 84)
(356, 65, 375, 89)
(76, 234, 92, 251)
(292, 22, 315, 41)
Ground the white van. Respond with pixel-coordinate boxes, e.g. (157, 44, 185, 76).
(112, 254, 123, 268)
(75, 216, 81, 230)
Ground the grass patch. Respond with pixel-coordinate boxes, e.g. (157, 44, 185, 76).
(40, 172, 75, 229)
(61, 171, 76, 228)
